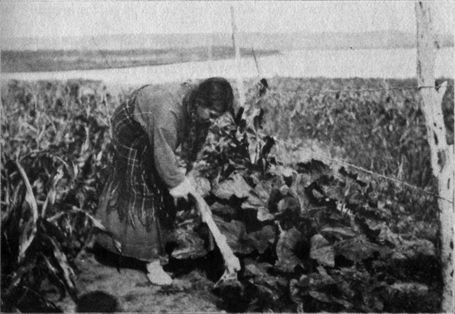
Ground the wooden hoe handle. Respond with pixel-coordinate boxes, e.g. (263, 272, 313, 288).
(190, 192, 241, 281)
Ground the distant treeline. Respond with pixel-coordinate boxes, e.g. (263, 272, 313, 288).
(1, 46, 280, 73)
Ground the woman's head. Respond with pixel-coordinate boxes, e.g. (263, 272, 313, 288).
(182, 77, 234, 171)
(192, 77, 234, 123)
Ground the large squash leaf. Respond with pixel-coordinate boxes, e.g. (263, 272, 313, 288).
(275, 227, 302, 272)
(334, 235, 383, 262)
(170, 228, 208, 259)
(212, 173, 252, 200)
(214, 217, 256, 255)
(248, 225, 276, 254)
(310, 234, 335, 267)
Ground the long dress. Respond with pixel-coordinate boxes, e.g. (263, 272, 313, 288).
(95, 83, 191, 262)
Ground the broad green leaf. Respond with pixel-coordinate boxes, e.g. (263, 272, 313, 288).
(214, 217, 255, 254)
(277, 196, 300, 213)
(248, 225, 276, 253)
(244, 261, 269, 277)
(210, 202, 236, 216)
(212, 173, 251, 199)
(334, 235, 382, 262)
(268, 165, 295, 178)
(320, 226, 357, 240)
(310, 234, 335, 267)
(242, 181, 270, 210)
(275, 227, 302, 272)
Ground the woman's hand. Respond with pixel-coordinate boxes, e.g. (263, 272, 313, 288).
(169, 177, 197, 201)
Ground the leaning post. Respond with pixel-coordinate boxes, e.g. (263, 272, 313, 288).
(230, 5, 246, 112)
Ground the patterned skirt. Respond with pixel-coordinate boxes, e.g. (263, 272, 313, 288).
(95, 89, 176, 262)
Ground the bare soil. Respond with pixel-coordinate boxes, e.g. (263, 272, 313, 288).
(52, 246, 224, 313)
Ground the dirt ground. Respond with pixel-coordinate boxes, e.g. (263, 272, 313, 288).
(52, 245, 225, 313)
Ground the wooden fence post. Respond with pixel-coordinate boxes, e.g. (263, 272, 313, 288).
(230, 5, 246, 112)
(415, 1, 454, 312)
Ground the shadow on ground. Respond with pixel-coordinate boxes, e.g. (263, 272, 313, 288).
(52, 244, 225, 313)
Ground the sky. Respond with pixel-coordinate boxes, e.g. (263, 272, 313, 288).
(0, 0, 454, 39)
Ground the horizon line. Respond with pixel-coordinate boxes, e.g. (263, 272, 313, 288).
(3, 29, 437, 41)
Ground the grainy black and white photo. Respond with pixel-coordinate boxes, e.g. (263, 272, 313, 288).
(1, 1, 454, 313)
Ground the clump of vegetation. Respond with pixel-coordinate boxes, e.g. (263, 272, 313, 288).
(1, 80, 115, 311)
(1, 77, 451, 312)
(185, 79, 447, 311)
(258, 77, 453, 221)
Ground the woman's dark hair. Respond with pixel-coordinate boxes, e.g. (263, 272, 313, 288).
(193, 77, 234, 112)
(181, 77, 234, 172)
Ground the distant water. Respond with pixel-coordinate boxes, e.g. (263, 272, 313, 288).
(2, 48, 453, 88)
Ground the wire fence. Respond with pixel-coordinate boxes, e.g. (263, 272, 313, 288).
(248, 78, 454, 98)
(243, 77, 454, 203)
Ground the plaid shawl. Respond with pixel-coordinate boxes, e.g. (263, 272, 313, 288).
(105, 87, 176, 232)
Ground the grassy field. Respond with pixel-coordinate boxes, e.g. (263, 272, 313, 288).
(1, 46, 279, 73)
(1, 77, 453, 312)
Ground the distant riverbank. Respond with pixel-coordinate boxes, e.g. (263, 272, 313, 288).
(3, 48, 453, 87)
(1, 46, 280, 73)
